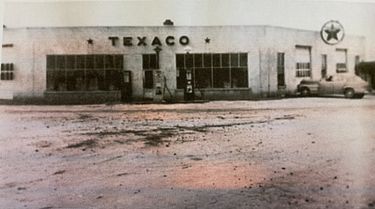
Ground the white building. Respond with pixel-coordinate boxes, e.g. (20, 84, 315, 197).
(0, 24, 365, 103)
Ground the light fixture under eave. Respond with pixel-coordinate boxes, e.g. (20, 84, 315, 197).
(183, 46, 192, 54)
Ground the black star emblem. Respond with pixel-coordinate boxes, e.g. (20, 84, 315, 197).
(87, 39, 94, 44)
(324, 24, 341, 41)
(205, 37, 210, 43)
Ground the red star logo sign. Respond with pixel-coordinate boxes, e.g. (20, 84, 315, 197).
(320, 20, 345, 45)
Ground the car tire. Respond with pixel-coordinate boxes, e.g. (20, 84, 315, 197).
(300, 88, 310, 97)
(344, 88, 355, 99)
(355, 93, 365, 99)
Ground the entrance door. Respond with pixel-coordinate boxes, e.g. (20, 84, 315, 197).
(121, 71, 132, 102)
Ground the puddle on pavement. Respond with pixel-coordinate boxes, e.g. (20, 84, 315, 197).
(167, 162, 267, 189)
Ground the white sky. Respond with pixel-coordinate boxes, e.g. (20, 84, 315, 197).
(1, 0, 375, 59)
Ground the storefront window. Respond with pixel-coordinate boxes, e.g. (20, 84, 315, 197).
(176, 53, 248, 89)
(46, 54, 123, 91)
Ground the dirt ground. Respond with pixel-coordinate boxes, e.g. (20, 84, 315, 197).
(1, 96, 375, 209)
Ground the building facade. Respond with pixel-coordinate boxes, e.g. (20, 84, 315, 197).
(0, 25, 366, 103)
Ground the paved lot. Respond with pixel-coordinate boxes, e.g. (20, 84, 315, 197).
(1, 96, 375, 209)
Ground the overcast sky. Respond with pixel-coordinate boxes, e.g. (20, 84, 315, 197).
(1, 0, 375, 59)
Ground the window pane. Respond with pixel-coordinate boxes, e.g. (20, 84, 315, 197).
(74, 70, 85, 91)
(143, 54, 149, 69)
(47, 71, 54, 90)
(277, 53, 285, 86)
(144, 70, 154, 88)
(213, 68, 230, 88)
(194, 68, 211, 88)
(77, 55, 85, 69)
(213, 54, 221, 67)
(65, 70, 85, 91)
(150, 54, 157, 69)
(47, 55, 55, 69)
(186, 54, 193, 68)
(277, 53, 285, 72)
(321, 55, 327, 68)
(278, 74, 285, 86)
(114, 55, 123, 69)
(230, 54, 239, 67)
(97, 71, 105, 90)
(86, 71, 99, 90)
(105, 70, 121, 90)
(204, 54, 212, 67)
(222, 54, 229, 67)
(54, 71, 66, 91)
(231, 68, 248, 88)
(240, 53, 247, 67)
(176, 68, 186, 89)
(176, 54, 185, 68)
(194, 54, 203, 68)
(95, 55, 104, 69)
(277, 53, 284, 67)
(86, 55, 94, 69)
(66, 55, 75, 69)
(105, 55, 114, 69)
(67, 71, 76, 91)
(56, 55, 65, 69)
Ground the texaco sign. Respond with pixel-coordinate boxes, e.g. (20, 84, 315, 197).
(320, 20, 345, 45)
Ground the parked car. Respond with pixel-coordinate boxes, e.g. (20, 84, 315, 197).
(297, 74, 369, 98)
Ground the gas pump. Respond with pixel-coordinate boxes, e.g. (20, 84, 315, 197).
(153, 70, 164, 102)
(121, 71, 132, 102)
(184, 69, 195, 101)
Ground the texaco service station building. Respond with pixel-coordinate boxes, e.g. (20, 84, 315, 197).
(0, 22, 366, 103)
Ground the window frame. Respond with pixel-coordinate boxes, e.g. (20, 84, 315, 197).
(46, 54, 123, 91)
(277, 52, 285, 87)
(0, 63, 14, 81)
(176, 53, 248, 89)
(295, 45, 312, 78)
(321, 54, 327, 78)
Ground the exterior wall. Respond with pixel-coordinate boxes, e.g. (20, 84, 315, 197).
(0, 25, 366, 102)
(262, 26, 365, 95)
